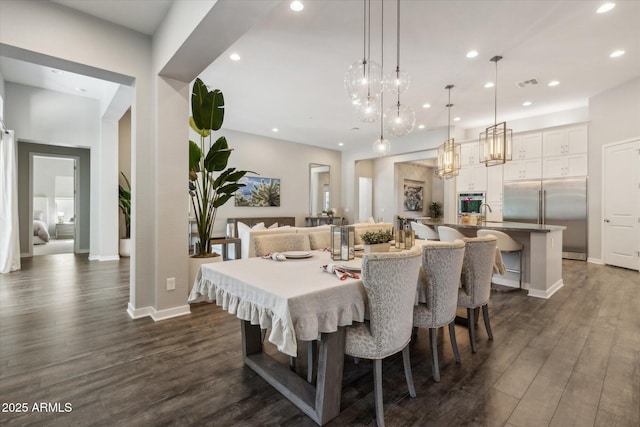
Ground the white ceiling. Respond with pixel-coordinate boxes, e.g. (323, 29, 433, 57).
(2, 0, 639, 154)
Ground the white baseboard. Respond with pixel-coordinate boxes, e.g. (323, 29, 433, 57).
(150, 305, 191, 321)
(127, 303, 153, 319)
(490, 276, 523, 289)
(90, 255, 120, 261)
(528, 279, 563, 299)
(20, 252, 30, 258)
(587, 257, 604, 265)
(77, 249, 89, 254)
(127, 303, 190, 321)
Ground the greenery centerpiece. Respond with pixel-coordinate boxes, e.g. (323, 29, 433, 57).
(189, 78, 253, 258)
(429, 202, 442, 220)
(360, 228, 393, 253)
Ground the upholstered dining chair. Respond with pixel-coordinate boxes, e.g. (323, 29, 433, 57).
(253, 233, 310, 257)
(436, 226, 466, 242)
(413, 240, 466, 382)
(458, 235, 498, 353)
(411, 221, 440, 240)
(477, 229, 523, 289)
(308, 231, 331, 250)
(344, 246, 422, 427)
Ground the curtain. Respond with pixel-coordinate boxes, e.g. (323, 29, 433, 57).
(0, 130, 21, 273)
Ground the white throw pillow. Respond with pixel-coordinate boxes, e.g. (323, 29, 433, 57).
(268, 222, 279, 229)
(367, 216, 376, 224)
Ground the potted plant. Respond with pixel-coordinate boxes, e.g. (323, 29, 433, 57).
(429, 202, 442, 221)
(118, 172, 131, 257)
(360, 229, 394, 253)
(189, 78, 253, 262)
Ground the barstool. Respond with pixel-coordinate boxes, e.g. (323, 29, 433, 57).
(436, 226, 466, 242)
(477, 229, 523, 289)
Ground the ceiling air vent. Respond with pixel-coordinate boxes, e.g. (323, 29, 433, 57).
(516, 78, 539, 88)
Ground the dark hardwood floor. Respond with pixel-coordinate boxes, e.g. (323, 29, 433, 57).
(1, 254, 638, 426)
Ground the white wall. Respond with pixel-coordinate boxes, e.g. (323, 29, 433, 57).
(587, 76, 640, 262)
(395, 162, 433, 218)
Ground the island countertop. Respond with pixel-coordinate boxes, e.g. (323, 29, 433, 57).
(443, 221, 566, 233)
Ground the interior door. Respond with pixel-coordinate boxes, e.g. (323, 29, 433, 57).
(604, 139, 640, 270)
(358, 177, 373, 222)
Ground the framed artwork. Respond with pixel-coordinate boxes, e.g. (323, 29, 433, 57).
(403, 180, 423, 212)
(235, 176, 281, 207)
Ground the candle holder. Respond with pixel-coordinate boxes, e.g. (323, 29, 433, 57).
(395, 226, 415, 250)
(330, 225, 355, 261)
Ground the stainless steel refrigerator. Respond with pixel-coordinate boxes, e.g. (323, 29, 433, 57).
(503, 178, 587, 260)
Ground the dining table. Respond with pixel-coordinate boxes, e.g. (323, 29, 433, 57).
(189, 249, 367, 425)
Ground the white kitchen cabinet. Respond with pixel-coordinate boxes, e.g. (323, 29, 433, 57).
(486, 164, 503, 203)
(543, 125, 588, 157)
(460, 143, 479, 166)
(456, 165, 487, 192)
(503, 158, 542, 181)
(543, 153, 588, 178)
(512, 133, 542, 160)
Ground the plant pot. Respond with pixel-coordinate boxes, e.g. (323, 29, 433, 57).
(189, 253, 222, 295)
(363, 242, 391, 254)
(119, 238, 131, 257)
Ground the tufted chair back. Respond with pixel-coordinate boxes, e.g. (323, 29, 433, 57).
(416, 240, 466, 328)
(360, 245, 422, 358)
(458, 236, 497, 308)
(253, 233, 310, 257)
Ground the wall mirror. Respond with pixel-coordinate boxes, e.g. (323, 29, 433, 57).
(309, 163, 330, 215)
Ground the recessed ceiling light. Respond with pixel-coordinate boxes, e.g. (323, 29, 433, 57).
(548, 80, 560, 87)
(51, 69, 63, 74)
(418, 124, 425, 129)
(610, 50, 625, 58)
(597, 3, 615, 13)
(522, 101, 532, 107)
(484, 82, 494, 88)
(229, 53, 241, 61)
(422, 103, 431, 109)
(290, 1, 304, 12)
(466, 50, 478, 58)
(338, 142, 344, 146)
(75, 87, 87, 93)
(272, 128, 279, 132)
(453, 117, 461, 122)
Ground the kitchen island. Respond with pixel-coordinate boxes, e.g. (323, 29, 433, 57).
(442, 221, 566, 299)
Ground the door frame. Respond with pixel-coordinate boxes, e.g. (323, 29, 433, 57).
(601, 137, 640, 270)
(29, 152, 80, 255)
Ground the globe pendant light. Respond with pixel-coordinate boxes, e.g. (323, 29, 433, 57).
(344, 0, 383, 111)
(357, 94, 380, 123)
(436, 85, 461, 179)
(479, 56, 512, 166)
(383, 0, 414, 137)
(373, 0, 390, 156)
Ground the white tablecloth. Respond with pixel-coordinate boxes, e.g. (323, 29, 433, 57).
(189, 251, 367, 357)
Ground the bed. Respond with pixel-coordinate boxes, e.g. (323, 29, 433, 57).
(33, 196, 50, 244)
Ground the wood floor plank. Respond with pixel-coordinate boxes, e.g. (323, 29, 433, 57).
(1, 255, 639, 426)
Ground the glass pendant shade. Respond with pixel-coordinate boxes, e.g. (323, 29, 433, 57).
(479, 122, 512, 165)
(344, 59, 383, 102)
(373, 137, 390, 156)
(356, 95, 380, 123)
(436, 138, 461, 179)
(383, 103, 415, 136)
(383, 69, 410, 95)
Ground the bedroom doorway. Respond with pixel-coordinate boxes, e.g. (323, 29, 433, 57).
(31, 155, 78, 256)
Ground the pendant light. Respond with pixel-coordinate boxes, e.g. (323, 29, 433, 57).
(383, 0, 415, 137)
(345, 0, 383, 123)
(479, 55, 512, 166)
(373, 0, 390, 156)
(436, 85, 461, 179)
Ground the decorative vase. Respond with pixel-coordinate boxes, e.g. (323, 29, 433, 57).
(363, 242, 391, 254)
(188, 254, 222, 295)
(119, 238, 131, 257)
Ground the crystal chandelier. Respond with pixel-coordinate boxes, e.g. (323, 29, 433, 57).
(383, 0, 414, 137)
(436, 85, 461, 179)
(479, 56, 512, 166)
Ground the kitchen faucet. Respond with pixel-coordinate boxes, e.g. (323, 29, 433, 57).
(479, 203, 493, 223)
